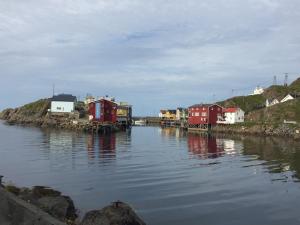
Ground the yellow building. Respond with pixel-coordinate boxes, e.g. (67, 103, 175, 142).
(159, 109, 176, 120)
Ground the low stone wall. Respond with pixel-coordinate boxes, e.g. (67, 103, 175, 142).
(0, 187, 66, 225)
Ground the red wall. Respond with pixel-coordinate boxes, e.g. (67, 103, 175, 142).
(89, 99, 117, 123)
(188, 105, 223, 125)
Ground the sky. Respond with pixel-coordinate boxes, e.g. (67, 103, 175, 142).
(1, 0, 300, 116)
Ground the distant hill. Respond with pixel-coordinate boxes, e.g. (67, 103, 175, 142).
(218, 77, 300, 114)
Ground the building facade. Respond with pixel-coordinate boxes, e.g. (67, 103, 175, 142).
(88, 99, 117, 123)
(250, 86, 264, 95)
(266, 98, 279, 107)
(50, 94, 77, 113)
(222, 107, 245, 124)
(280, 94, 294, 103)
(159, 110, 176, 120)
(117, 102, 132, 126)
(176, 108, 188, 121)
(188, 104, 223, 126)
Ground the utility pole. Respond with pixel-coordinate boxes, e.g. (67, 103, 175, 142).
(273, 75, 277, 85)
(284, 73, 288, 86)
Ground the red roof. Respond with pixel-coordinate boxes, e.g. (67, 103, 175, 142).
(225, 107, 238, 113)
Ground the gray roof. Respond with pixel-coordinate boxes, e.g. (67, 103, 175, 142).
(189, 104, 212, 108)
(51, 94, 77, 102)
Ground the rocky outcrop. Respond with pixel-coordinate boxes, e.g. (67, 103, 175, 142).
(81, 201, 146, 225)
(5, 185, 77, 224)
(0, 186, 66, 225)
(1, 181, 146, 225)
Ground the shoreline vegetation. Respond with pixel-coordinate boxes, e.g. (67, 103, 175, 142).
(0, 178, 146, 225)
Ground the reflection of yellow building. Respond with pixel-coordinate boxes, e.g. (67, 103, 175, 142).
(159, 109, 176, 120)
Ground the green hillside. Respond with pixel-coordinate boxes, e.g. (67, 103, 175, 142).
(219, 77, 300, 115)
(0, 99, 50, 120)
(246, 98, 300, 123)
(218, 95, 265, 113)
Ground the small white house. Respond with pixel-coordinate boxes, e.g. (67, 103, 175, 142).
(250, 86, 264, 95)
(280, 94, 294, 103)
(266, 98, 279, 107)
(50, 94, 77, 113)
(223, 108, 245, 124)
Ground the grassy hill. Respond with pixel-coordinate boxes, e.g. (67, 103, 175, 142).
(0, 99, 50, 120)
(246, 98, 300, 123)
(218, 77, 300, 115)
(218, 94, 265, 113)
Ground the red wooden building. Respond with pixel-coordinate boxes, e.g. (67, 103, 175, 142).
(89, 99, 117, 123)
(188, 104, 224, 127)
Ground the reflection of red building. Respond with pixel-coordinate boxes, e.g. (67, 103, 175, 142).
(188, 134, 224, 158)
(87, 134, 95, 160)
(99, 134, 116, 151)
(89, 99, 117, 123)
(86, 133, 116, 161)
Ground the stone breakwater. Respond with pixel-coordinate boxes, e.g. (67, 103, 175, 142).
(212, 123, 300, 139)
(0, 181, 146, 225)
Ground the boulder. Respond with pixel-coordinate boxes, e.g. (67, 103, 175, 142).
(81, 201, 146, 225)
(38, 195, 77, 222)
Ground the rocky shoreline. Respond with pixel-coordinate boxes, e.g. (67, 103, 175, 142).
(0, 177, 146, 225)
(0, 108, 119, 133)
(211, 123, 300, 139)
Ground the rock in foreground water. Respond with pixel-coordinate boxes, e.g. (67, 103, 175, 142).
(81, 201, 146, 225)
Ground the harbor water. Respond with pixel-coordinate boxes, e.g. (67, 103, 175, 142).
(1, 121, 300, 225)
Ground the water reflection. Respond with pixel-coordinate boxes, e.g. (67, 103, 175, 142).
(187, 133, 225, 159)
(241, 136, 300, 181)
(4, 123, 300, 225)
(44, 129, 132, 165)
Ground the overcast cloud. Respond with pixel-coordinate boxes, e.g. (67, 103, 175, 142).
(1, 0, 300, 115)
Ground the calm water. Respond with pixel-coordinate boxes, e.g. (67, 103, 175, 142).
(1, 121, 300, 225)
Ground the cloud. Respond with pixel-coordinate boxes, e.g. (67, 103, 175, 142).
(0, 0, 300, 115)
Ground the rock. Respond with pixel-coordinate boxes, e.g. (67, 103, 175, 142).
(38, 195, 77, 222)
(81, 201, 146, 225)
(16, 186, 77, 223)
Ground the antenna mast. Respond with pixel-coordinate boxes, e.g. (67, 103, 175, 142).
(52, 84, 55, 96)
(284, 73, 288, 86)
(273, 75, 277, 85)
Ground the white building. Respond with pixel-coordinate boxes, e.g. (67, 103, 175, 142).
(250, 86, 264, 95)
(223, 108, 245, 124)
(280, 94, 294, 103)
(50, 94, 77, 113)
(266, 98, 279, 107)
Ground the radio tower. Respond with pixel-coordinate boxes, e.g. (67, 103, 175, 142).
(273, 76, 277, 85)
(284, 73, 288, 86)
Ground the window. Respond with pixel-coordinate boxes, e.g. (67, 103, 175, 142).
(201, 112, 207, 116)
(56, 107, 61, 110)
(195, 112, 199, 116)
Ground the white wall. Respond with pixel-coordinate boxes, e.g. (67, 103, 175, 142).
(51, 101, 74, 113)
(225, 109, 244, 124)
(281, 95, 294, 103)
